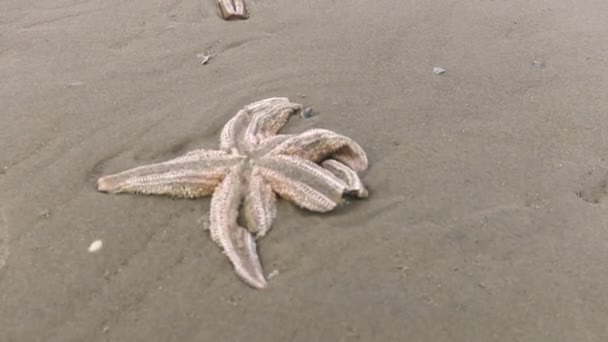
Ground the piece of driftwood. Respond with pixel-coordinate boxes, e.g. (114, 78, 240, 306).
(218, 0, 249, 20)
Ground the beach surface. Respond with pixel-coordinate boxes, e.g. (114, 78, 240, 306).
(2, 0, 608, 340)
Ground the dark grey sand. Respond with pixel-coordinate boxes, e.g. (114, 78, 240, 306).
(2, 0, 608, 341)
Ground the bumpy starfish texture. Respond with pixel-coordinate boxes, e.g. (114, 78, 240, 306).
(97, 98, 369, 289)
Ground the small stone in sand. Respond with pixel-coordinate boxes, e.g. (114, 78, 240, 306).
(301, 107, 314, 119)
(38, 209, 51, 218)
(433, 67, 446, 75)
(396, 265, 409, 271)
(88, 240, 103, 253)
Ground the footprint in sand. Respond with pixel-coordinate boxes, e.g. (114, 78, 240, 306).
(0, 209, 8, 271)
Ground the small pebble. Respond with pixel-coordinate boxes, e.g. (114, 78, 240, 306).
(301, 107, 313, 119)
(433, 67, 446, 75)
(38, 209, 51, 218)
(88, 240, 103, 253)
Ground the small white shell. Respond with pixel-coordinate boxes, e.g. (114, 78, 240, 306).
(433, 67, 446, 75)
(88, 240, 103, 253)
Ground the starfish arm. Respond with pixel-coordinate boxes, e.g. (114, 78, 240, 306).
(269, 129, 368, 172)
(219, 109, 250, 151)
(322, 159, 369, 198)
(243, 98, 303, 147)
(256, 155, 347, 212)
(97, 149, 241, 198)
(243, 171, 277, 238)
(209, 166, 267, 289)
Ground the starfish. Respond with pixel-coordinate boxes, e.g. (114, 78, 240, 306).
(97, 98, 369, 289)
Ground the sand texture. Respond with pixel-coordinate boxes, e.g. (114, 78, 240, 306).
(2, 0, 608, 341)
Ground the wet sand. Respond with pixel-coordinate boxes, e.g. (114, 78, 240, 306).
(2, 0, 608, 340)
